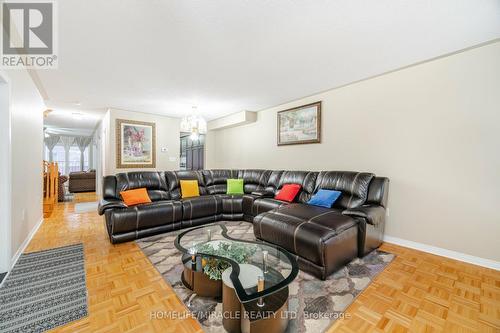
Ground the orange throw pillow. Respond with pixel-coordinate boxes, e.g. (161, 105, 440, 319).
(120, 188, 152, 206)
(180, 180, 200, 198)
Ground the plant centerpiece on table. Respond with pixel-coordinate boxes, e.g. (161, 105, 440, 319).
(196, 241, 257, 280)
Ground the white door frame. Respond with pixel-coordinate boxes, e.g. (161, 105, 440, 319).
(0, 71, 12, 274)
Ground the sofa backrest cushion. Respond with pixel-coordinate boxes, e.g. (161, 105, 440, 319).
(278, 171, 318, 203)
(115, 172, 169, 201)
(237, 169, 272, 194)
(202, 169, 239, 194)
(264, 170, 284, 194)
(314, 171, 375, 209)
(165, 170, 206, 200)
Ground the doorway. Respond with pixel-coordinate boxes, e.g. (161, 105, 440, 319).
(180, 133, 205, 170)
(0, 73, 12, 278)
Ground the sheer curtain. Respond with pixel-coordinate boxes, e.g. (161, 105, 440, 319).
(59, 136, 75, 175)
(44, 135, 60, 162)
(74, 136, 92, 171)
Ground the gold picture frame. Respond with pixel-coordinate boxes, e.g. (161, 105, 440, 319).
(116, 119, 156, 168)
(277, 101, 321, 146)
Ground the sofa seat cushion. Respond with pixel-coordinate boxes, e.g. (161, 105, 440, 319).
(216, 194, 243, 215)
(253, 204, 357, 267)
(110, 200, 182, 234)
(181, 195, 222, 220)
(252, 198, 289, 216)
(274, 204, 355, 232)
(137, 201, 183, 229)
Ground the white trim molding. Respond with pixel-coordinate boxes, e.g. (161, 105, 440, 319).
(383, 235, 500, 271)
(0, 217, 44, 289)
(10, 217, 44, 269)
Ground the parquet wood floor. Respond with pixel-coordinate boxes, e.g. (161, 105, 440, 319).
(26, 194, 202, 333)
(24, 193, 499, 333)
(328, 245, 500, 333)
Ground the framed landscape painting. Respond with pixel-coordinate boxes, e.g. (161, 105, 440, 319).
(116, 119, 156, 168)
(277, 101, 321, 145)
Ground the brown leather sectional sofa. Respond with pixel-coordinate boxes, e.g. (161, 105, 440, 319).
(69, 170, 96, 193)
(98, 169, 389, 279)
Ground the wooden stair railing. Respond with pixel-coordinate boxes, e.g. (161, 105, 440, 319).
(43, 161, 59, 218)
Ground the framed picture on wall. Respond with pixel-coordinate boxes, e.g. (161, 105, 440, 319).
(116, 119, 156, 168)
(277, 101, 321, 145)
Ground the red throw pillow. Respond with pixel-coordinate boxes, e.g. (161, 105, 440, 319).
(275, 184, 302, 202)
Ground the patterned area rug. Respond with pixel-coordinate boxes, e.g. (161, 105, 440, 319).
(0, 244, 88, 333)
(137, 221, 395, 333)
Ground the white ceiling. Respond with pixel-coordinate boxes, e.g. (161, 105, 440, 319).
(43, 105, 105, 136)
(37, 0, 500, 123)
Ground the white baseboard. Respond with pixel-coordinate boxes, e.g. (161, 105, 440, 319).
(10, 217, 44, 268)
(0, 216, 44, 288)
(383, 235, 500, 271)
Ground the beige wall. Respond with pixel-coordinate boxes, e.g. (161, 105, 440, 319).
(102, 108, 180, 176)
(1, 69, 45, 264)
(207, 41, 500, 262)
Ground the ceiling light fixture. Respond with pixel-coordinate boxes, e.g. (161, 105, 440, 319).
(180, 106, 207, 141)
(43, 109, 53, 118)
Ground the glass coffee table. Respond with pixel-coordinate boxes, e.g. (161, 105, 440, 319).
(174, 221, 299, 333)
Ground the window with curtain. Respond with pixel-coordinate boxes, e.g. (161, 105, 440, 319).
(84, 146, 90, 170)
(50, 145, 66, 173)
(68, 146, 90, 172)
(68, 146, 81, 173)
(44, 142, 90, 174)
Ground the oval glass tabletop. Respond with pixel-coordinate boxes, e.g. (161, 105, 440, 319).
(174, 221, 299, 303)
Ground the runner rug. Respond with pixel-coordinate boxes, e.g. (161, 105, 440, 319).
(0, 244, 88, 333)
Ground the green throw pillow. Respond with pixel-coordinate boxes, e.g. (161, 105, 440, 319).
(227, 179, 244, 195)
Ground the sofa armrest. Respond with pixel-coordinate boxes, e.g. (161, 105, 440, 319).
(342, 205, 386, 226)
(250, 190, 274, 198)
(98, 199, 127, 215)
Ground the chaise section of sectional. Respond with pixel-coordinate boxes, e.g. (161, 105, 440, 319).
(252, 171, 389, 279)
(253, 204, 359, 280)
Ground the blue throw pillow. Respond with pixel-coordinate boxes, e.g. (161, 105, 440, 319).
(307, 189, 342, 208)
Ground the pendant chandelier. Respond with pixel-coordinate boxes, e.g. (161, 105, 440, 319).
(180, 106, 207, 140)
